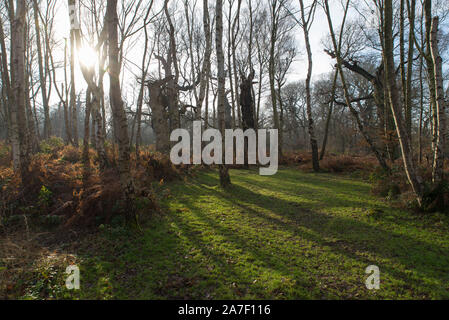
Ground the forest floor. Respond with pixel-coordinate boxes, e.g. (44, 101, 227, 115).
(3, 167, 449, 299)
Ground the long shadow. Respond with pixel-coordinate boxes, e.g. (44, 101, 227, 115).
(167, 183, 324, 298)
(167, 203, 314, 299)
(236, 172, 388, 211)
(182, 172, 449, 297)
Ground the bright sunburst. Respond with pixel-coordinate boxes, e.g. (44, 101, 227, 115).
(77, 45, 98, 69)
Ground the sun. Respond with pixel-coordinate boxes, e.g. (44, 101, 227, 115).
(77, 45, 98, 69)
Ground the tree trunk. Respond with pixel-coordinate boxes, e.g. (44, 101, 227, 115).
(196, 0, 212, 122)
(63, 38, 72, 144)
(423, 0, 438, 157)
(216, 0, 231, 187)
(300, 0, 319, 172)
(33, 0, 51, 139)
(320, 69, 338, 160)
(384, 0, 424, 205)
(324, 0, 390, 173)
(430, 17, 447, 184)
(269, 1, 281, 157)
(147, 79, 171, 153)
(405, 0, 416, 137)
(164, 0, 180, 132)
(107, 0, 136, 223)
(0, 14, 19, 170)
(12, 0, 30, 185)
(82, 88, 92, 186)
(69, 31, 78, 146)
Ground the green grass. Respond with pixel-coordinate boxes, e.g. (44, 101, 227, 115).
(26, 167, 449, 299)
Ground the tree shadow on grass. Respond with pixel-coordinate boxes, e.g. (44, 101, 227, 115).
(167, 206, 316, 299)
(72, 169, 448, 299)
(175, 171, 449, 298)
(236, 171, 387, 211)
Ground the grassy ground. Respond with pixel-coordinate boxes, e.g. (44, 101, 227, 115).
(14, 167, 449, 299)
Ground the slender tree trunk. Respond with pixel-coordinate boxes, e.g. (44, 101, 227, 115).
(107, 0, 136, 223)
(405, 0, 416, 137)
(33, 0, 51, 139)
(92, 99, 107, 170)
(423, 0, 437, 157)
(0, 14, 19, 170)
(216, 0, 230, 187)
(232, 0, 242, 128)
(164, 0, 180, 132)
(197, 0, 212, 122)
(320, 69, 338, 160)
(227, 3, 236, 128)
(399, 0, 408, 136)
(63, 38, 72, 144)
(69, 31, 78, 146)
(418, 43, 424, 165)
(430, 17, 446, 184)
(12, 0, 30, 184)
(300, 0, 319, 171)
(82, 88, 92, 186)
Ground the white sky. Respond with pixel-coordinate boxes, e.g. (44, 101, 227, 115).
(47, 0, 349, 109)
(289, 1, 346, 82)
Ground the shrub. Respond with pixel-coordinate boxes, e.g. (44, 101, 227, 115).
(58, 145, 81, 163)
(38, 186, 53, 207)
(39, 137, 65, 154)
(321, 155, 357, 173)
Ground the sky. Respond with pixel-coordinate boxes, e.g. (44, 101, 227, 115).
(289, 1, 346, 82)
(48, 0, 350, 109)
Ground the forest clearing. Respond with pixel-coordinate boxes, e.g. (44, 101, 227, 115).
(1, 152, 449, 299)
(1, 0, 449, 303)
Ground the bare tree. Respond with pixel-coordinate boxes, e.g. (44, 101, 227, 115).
(383, 0, 424, 205)
(323, 0, 390, 172)
(216, 0, 231, 186)
(298, 0, 319, 171)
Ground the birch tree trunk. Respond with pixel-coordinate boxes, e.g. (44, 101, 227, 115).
(299, 0, 319, 172)
(405, 0, 416, 137)
(430, 17, 447, 184)
(196, 0, 212, 122)
(69, 30, 78, 146)
(423, 0, 438, 157)
(216, 0, 231, 187)
(269, 1, 282, 157)
(82, 88, 92, 186)
(67, 0, 107, 168)
(107, 0, 137, 223)
(12, 0, 30, 184)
